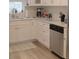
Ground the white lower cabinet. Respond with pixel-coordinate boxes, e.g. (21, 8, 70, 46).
(10, 20, 50, 48)
(10, 20, 67, 58)
(9, 24, 17, 43)
(36, 21, 50, 48)
(10, 21, 36, 43)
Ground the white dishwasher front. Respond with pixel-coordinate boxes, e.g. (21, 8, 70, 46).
(50, 24, 64, 58)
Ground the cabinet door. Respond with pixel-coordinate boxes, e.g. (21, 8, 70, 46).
(53, 0, 68, 6)
(35, 0, 41, 4)
(16, 25, 28, 42)
(41, 0, 52, 5)
(60, 0, 68, 6)
(53, 0, 61, 6)
(9, 24, 18, 43)
(16, 21, 36, 42)
(41, 0, 46, 4)
(28, 0, 35, 5)
(29, 0, 42, 5)
(37, 21, 50, 48)
(45, 0, 52, 5)
(9, 21, 36, 43)
(29, 0, 53, 5)
(31, 20, 38, 38)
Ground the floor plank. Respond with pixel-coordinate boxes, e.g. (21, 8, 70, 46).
(10, 41, 60, 59)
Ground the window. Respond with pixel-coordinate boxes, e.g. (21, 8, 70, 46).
(9, 2, 23, 14)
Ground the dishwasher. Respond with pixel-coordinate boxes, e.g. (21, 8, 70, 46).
(50, 24, 65, 58)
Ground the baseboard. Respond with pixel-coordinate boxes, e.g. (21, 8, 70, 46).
(51, 51, 65, 59)
(9, 39, 37, 45)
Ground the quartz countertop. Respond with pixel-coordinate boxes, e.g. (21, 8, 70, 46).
(9, 17, 68, 28)
(43, 20, 67, 28)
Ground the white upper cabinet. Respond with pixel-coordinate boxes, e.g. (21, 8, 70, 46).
(41, 0, 53, 5)
(28, 0, 35, 5)
(45, 0, 53, 5)
(28, 0, 68, 6)
(60, 0, 68, 6)
(53, 0, 68, 6)
(28, 0, 53, 6)
(35, 0, 41, 4)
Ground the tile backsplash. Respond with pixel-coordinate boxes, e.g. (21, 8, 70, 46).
(45, 6, 68, 23)
(27, 6, 68, 23)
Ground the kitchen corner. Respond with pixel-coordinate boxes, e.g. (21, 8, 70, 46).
(9, 0, 68, 59)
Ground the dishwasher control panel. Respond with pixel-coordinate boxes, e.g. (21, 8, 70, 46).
(50, 24, 64, 33)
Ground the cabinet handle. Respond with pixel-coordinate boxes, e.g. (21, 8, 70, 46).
(43, 31, 45, 32)
(15, 28, 19, 29)
(43, 24, 44, 25)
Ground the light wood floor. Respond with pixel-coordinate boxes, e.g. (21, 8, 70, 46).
(10, 41, 60, 59)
